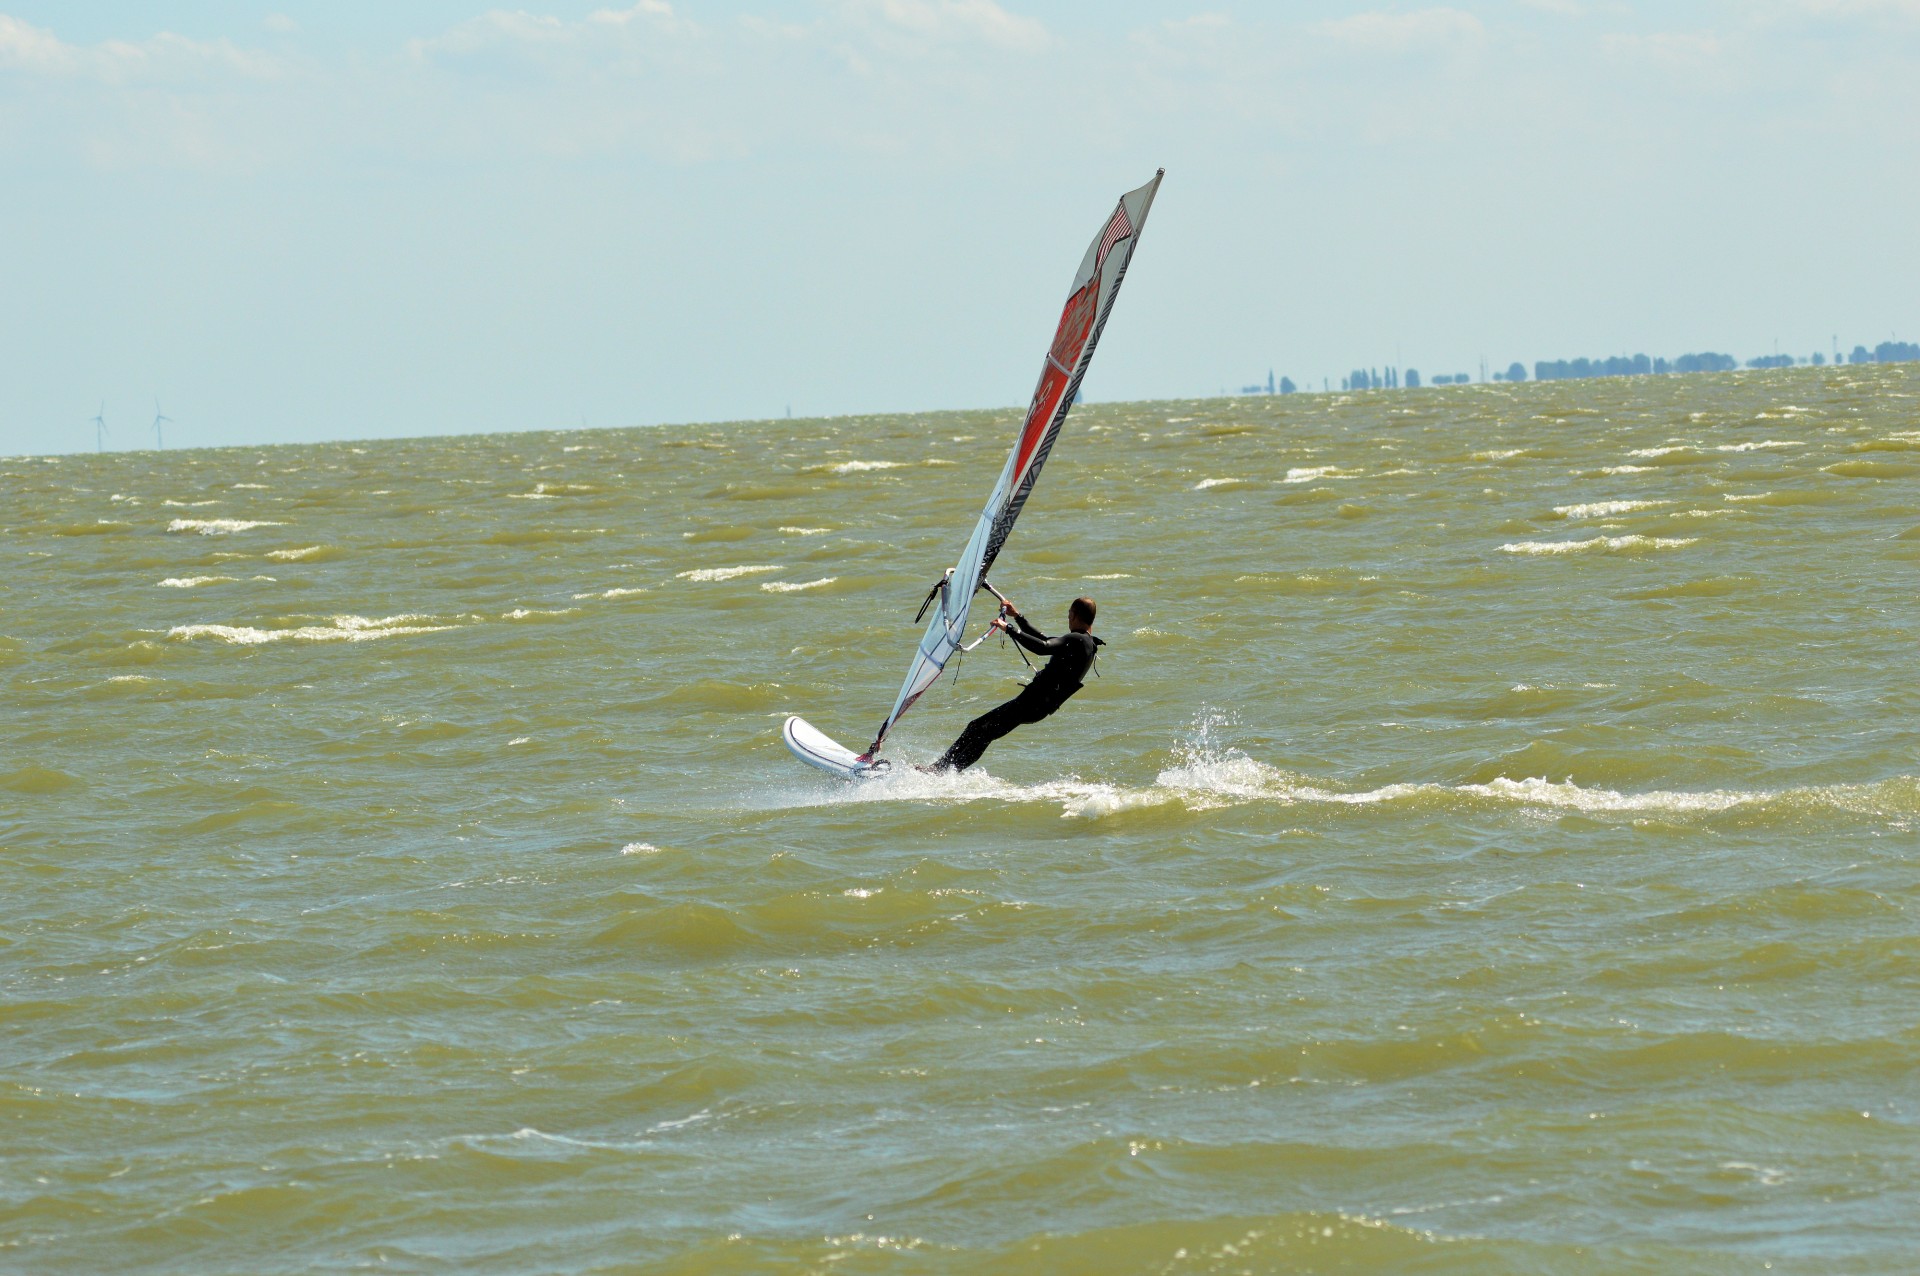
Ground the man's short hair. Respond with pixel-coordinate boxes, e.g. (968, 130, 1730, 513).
(1070, 596, 1096, 625)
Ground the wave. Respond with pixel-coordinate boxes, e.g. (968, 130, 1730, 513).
(168, 613, 456, 645)
(167, 518, 286, 535)
(677, 565, 782, 582)
(768, 714, 1916, 825)
(762, 577, 837, 593)
(804, 460, 904, 474)
(1502, 535, 1696, 555)
(1552, 500, 1668, 519)
(1285, 465, 1350, 483)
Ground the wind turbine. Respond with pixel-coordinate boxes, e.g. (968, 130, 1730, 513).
(92, 402, 109, 453)
(153, 399, 173, 450)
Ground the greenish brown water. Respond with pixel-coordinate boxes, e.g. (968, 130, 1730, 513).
(4, 366, 1919, 1273)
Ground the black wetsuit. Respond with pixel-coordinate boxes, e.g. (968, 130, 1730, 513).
(934, 615, 1104, 772)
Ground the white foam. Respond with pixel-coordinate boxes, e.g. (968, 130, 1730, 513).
(168, 614, 453, 644)
(1285, 465, 1344, 483)
(570, 587, 648, 600)
(1717, 440, 1801, 452)
(1501, 535, 1696, 555)
(167, 518, 287, 535)
(1628, 446, 1691, 458)
(767, 742, 1786, 823)
(1194, 477, 1252, 490)
(815, 460, 903, 474)
(1554, 500, 1669, 519)
(1723, 492, 1771, 502)
(1473, 449, 1525, 460)
(1600, 465, 1656, 475)
(1084, 573, 1133, 580)
(158, 576, 237, 588)
(266, 545, 328, 561)
(231, 482, 269, 489)
(761, 578, 836, 593)
(504, 606, 580, 619)
(677, 565, 782, 582)
(779, 526, 832, 536)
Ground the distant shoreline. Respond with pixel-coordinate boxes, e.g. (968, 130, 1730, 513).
(1241, 339, 1919, 397)
(13, 361, 1918, 462)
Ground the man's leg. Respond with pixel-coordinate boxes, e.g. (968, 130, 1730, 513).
(934, 697, 1033, 772)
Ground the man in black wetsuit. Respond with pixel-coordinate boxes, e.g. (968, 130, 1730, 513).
(932, 596, 1104, 773)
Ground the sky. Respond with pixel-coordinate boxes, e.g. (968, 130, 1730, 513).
(2, 1, 1916, 455)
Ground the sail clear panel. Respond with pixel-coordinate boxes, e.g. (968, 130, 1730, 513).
(866, 170, 1163, 755)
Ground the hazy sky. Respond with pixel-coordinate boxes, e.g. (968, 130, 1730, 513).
(3, 1, 1916, 454)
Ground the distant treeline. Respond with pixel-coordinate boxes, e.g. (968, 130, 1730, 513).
(1532, 352, 1735, 381)
(1531, 342, 1920, 383)
(1241, 337, 1917, 398)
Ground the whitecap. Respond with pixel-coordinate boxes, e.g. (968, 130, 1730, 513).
(267, 546, 328, 561)
(167, 518, 287, 535)
(1717, 440, 1801, 452)
(570, 587, 649, 600)
(779, 526, 832, 536)
(1501, 535, 1696, 555)
(677, 565, 782, 582)
(1194, 477, 1252, 490)
(1600, 465, 1656, 475)
(168, 614, 454, 644)
(812, 460, 903, 474)
(761, 578, 836, 593)
(1554, 500, 1669, 519)
(157, 576, 238, 588)
(1285, 465, 1344, 483)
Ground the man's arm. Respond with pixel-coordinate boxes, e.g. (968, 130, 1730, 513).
(1007, 622, 1064, 658)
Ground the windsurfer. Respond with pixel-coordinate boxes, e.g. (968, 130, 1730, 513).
(931, 597, 1103, 773)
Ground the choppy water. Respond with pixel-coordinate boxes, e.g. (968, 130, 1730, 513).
(5, 367, 1919, 1273)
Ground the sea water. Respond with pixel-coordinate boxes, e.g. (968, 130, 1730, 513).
(4, 367, 1918, 1272)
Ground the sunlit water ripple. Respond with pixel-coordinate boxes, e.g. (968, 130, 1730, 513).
(4, 366, 1918, 1273)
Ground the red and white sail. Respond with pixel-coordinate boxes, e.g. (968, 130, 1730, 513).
(866, 169, 1164, 756)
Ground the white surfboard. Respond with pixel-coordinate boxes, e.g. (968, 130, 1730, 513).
(783, 716, 891, 781)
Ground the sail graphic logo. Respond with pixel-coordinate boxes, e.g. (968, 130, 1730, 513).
(1050, 270, 1100, 371)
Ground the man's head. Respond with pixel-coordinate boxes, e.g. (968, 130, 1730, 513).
(1068, 596, 1096, 632)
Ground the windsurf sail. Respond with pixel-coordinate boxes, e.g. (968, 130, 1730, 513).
(864, 169, 1164, 757)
